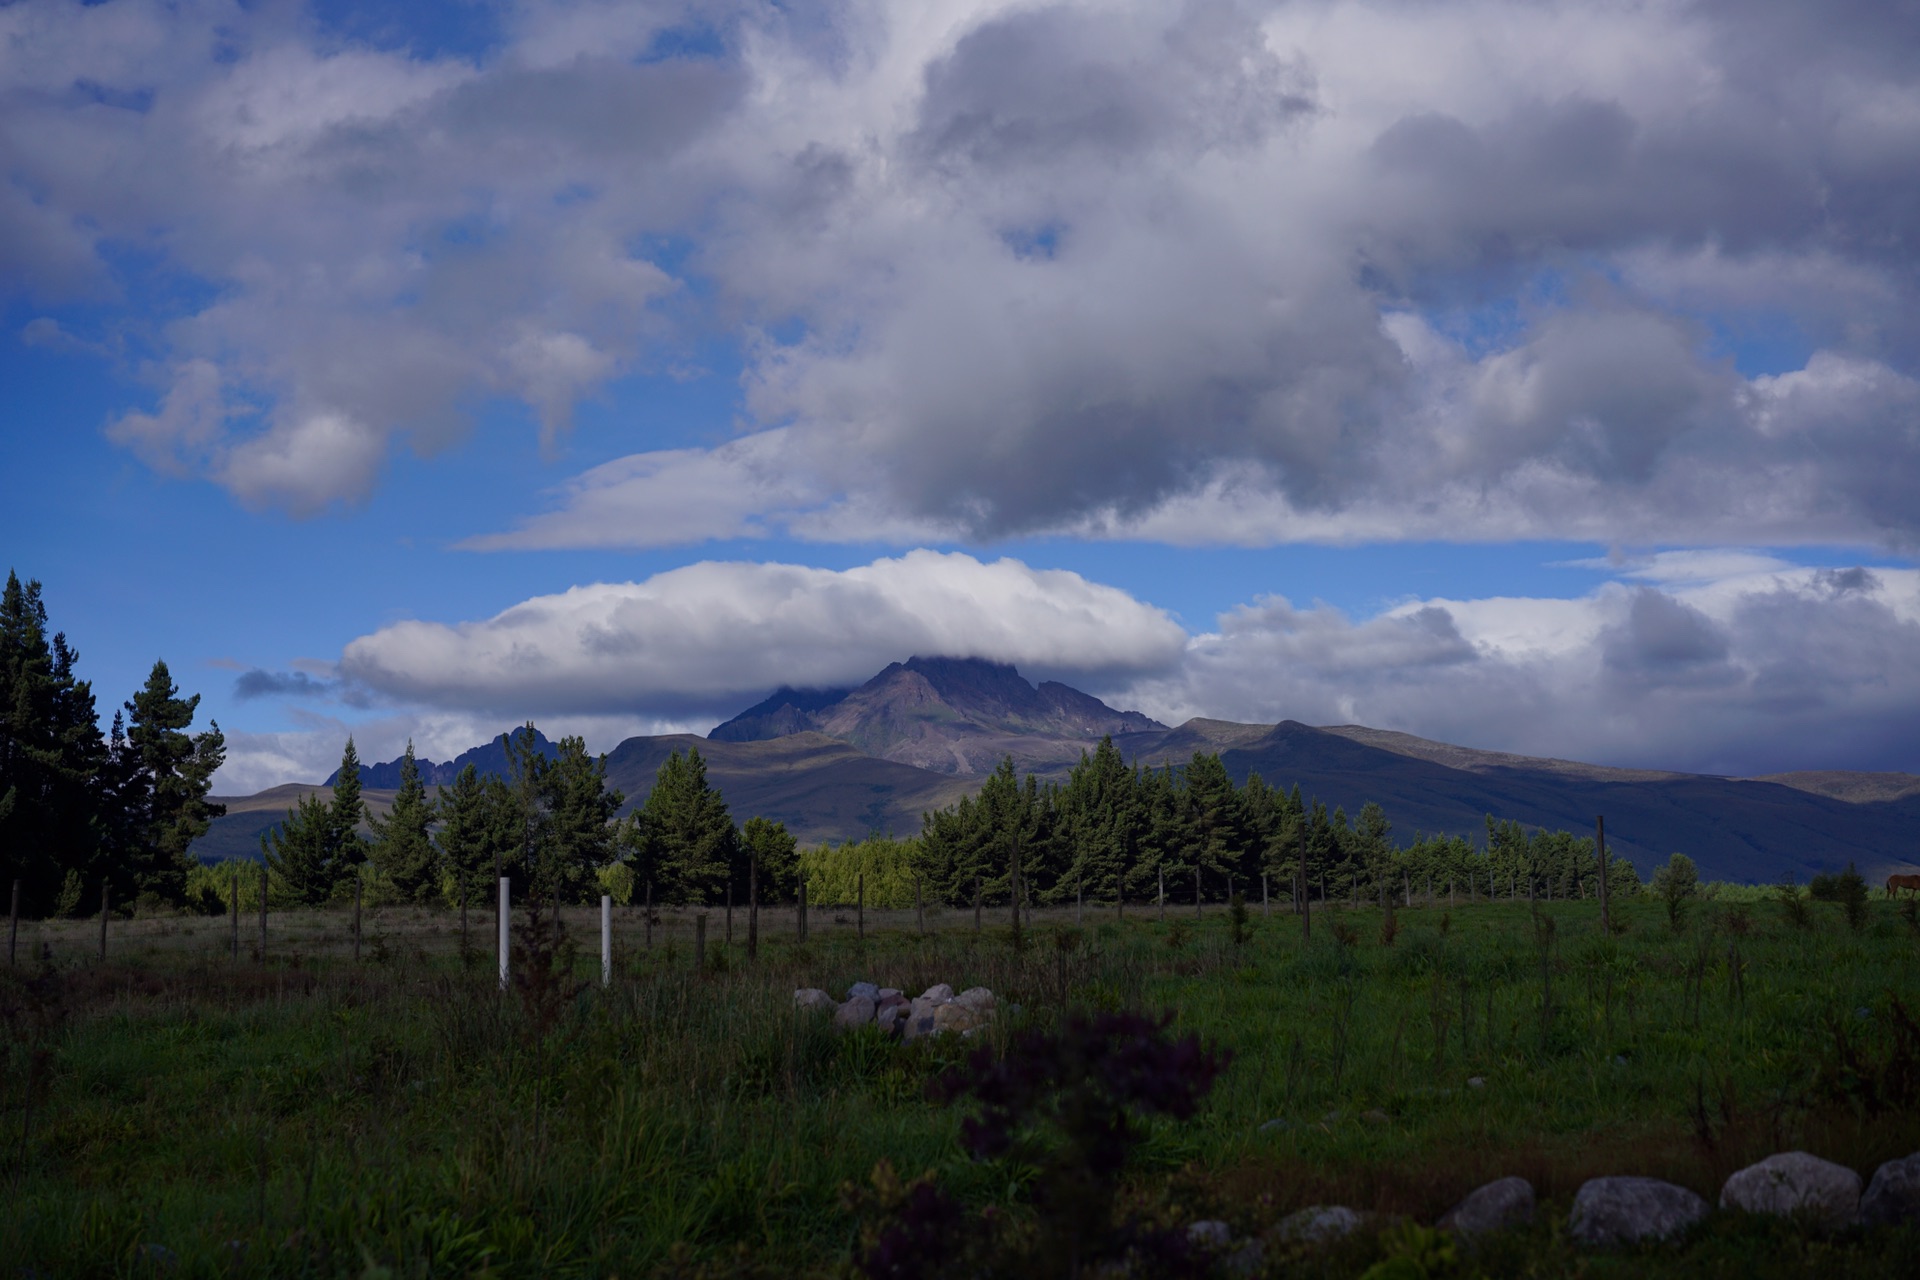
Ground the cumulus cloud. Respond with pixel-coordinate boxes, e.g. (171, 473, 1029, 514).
(2, 0, 1913, 544)
(337, 551, 1189, 717)
(209, 550, 1918, 788)
(1117, 563, 1920, 777)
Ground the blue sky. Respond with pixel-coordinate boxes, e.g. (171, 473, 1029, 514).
(5, 0, 1919, 791)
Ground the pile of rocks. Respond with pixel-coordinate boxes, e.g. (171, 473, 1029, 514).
(1178, 1149, 1920, 1263)
(794, 981, 997, 1040)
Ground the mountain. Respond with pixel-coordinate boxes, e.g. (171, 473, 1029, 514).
(709, 655, 1164, 775)
(326, 727, 556, 788)
(194, 658, 1920, 883)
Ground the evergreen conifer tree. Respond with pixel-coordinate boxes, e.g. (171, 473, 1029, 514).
(369, 741, 438, 903)
(0, 572, 108, 913)
(124, 660, 225, 905)
(740, 816, 799, 902)
(629, 747, 736, 904)
(542, 735, 622, 902)
(327, 736, 368, 888)
(435, 762, 516, 905)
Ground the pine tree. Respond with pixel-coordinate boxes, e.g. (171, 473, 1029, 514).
(327, 737, 368, 889)
(629, 748, 737, 904)
(262, 792, 338, 905)
(369, 741, 438, 904)
(124, 660, 225, 906)
(740, 816, 799, 902)
(435, 763, 516, 906)
(542, 735, 622, 903)
(0, 572, 107, 913)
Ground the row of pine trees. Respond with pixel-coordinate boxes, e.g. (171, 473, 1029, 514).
(0, 573, 228, 917)
(267, 730, 804, 910)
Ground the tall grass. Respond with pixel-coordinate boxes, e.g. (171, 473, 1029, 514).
(3, 894, 1918, 1276)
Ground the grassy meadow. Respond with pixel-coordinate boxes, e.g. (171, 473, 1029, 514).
(3, 889, 1919, 1277)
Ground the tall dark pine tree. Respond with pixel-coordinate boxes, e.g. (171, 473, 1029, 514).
(369, 741, 437, 904)
(542, 735, 622, 902)
(435, 763, 516, 906)
(0, 572, 106, 914)
(629, 747, 736, 904)
(327, 737, 368, 884)
(739, 816, 799, 902)
(263, 737, 365, 905)
(124, 660, 225, 906)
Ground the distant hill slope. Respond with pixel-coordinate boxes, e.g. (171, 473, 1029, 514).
(605, 732, 975, 845)
(193, 785, 397, 864)
(708, 655, 1163, 775)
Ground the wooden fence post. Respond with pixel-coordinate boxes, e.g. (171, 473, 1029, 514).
(798, 880, 808, 943)
(601, 895, 612, 987)
(748, 853, 759, 962)
(1262, 872, 1269, 916)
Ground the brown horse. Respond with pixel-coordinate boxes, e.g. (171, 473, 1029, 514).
(1886, 873, 1920, 899)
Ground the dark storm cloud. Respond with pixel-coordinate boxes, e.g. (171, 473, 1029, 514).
(234, 668, 334, 700)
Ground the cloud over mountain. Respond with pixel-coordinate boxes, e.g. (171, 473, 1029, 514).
(7, 0, 1917, 545)
(337, 551, 1189, 717)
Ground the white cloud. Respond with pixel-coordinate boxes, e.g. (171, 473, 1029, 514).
(337, 550, 1189, 716)
(4, 0, 1914, 546)
(1117, 562, 1920, 776)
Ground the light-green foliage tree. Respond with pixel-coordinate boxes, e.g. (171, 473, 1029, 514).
(801, 835, 925, 908)
(627, 748, 736, 904)
(369, 742, 437, 904)
(1651, 852, 1700, 929)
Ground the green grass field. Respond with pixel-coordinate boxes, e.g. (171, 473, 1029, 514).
(4, 891, 1919, 1277)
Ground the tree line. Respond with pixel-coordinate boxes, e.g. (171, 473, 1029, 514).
(0, 572, 227, 917)
(265, 731, 805, 910)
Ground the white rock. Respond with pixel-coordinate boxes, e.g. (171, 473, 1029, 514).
(1568, 1177, 1708, 1246)
(1274, 1205, 1362, 1242)
(1862, 1151, 1920, 1225)
(846, 981, 880, 1002)
(953, 986, 996, 1013)
(877, 988, 902, 1002)
(833, 994, 876, 1031)
(1438, 1176, 1534, 1237)
(919, 983, 955, 1003)
(793, 988, 836, 1013)
(1720, 1152, 1860, 1228)
(901, 995, 942, 1041)
(875, 1003, 908, 1036)
(934, 1002, 985, 1035)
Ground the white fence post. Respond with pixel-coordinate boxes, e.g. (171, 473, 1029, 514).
(601, 894, 612, 987)
(498, 876, 510, 991)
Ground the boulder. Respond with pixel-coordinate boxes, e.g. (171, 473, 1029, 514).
(935, 1002, 986, 1035)
(953, 986, 996, 1013)
(1861, 1151, 1920, 1225)
(833, 995, 876, 1031)
(846, 981, 880, 1002)
(1438, 1176, 1534, 1237)
(1719, 1152, 1860, 1228)
(875, 991, 909, 1015)
(919, 983, 955, 1003)
(1274, 1205, 1362, 1243)
(875, 1002, 908, 1036)
(1568, 1177, 1708, 1246)
(901, 996, 942, 1041)
(878, 988, 902, 1002)
(793, 988, 836, 1014)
